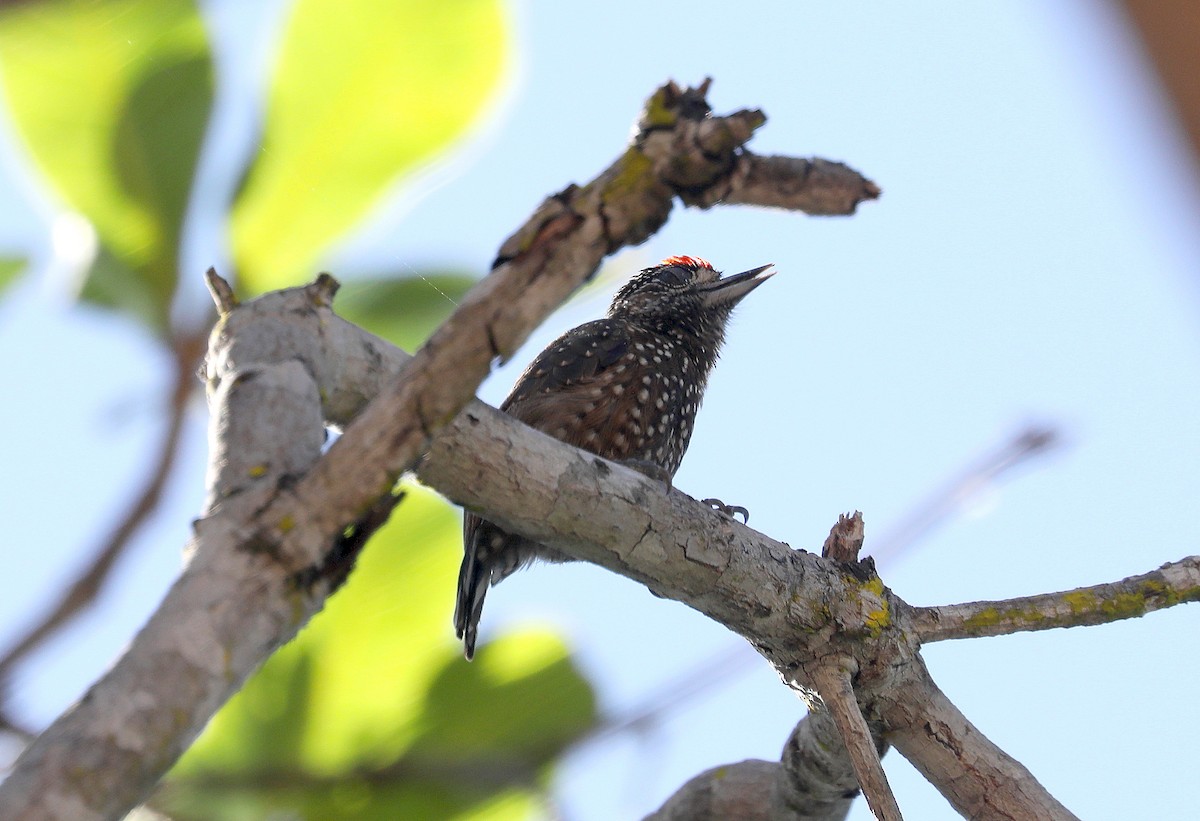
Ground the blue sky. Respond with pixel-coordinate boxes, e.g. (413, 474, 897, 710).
(2, 1, 1199, 819)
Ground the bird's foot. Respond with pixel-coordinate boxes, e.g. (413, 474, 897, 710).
(620, 458, 673, 489)
(702, 498, 749, 523)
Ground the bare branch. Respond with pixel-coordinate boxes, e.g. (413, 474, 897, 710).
(809, 662, 901, 821)
(699, 154, 881, 214)
(647, 703, 874, 821)
(911, 555, 1200, 643)
(0, 80, 877, 821)
(822, 511, 865, 563)
(881, 659, 1080, 821)
(204, 268, 237, 315)
(646, 759, 789, 821)
(420, 402, 1080, 819)
(778, 708, 869, 818)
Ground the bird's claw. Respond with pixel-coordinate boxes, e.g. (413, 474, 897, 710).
(702, 498, 749, 523)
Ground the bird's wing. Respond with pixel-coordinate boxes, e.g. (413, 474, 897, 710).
(500, 319, 635, 443)
(457, 319, 632, 659)
(502, 320, 627, 405)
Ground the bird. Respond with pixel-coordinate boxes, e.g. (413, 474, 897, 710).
(454, 255, 775, 659)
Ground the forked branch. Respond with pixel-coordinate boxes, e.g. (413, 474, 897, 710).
(911, 555, 1200, 643)
(0, 80, 877, 821)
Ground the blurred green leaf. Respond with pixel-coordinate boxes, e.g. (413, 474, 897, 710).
(336, 272, 476, 350)
(0, 0, 213, 334)
(77, 244, 168, 331)
(167, 485, 595, 820)
(230, 0, 508, 294)
(0, 257, 25, 296)
(413, 631, 597, 761)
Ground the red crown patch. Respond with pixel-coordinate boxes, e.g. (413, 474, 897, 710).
(659, 254, 712, 270)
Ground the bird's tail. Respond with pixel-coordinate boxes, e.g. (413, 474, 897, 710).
(455, 515, 492, 660)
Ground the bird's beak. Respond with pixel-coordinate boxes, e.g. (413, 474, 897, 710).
(700, 263, 775, 308)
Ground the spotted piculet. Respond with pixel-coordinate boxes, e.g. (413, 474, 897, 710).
(454, 255, 775, 659)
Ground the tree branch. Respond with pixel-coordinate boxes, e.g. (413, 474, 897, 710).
(696, 154, 882, 214)
(646, 701, 875, 821)
(910, 556, 1200, 642)
(879, 659, 1080, 821)
(419, 376, 1084, 820)
(0, 80, 877, 821)
(809, 662, 901, 821)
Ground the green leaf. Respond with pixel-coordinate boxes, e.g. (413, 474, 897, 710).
(230, 0, 508, 294)
(336, 272, 476, 350)
(167, 485, 596, 820)
(413, 631, 597, 762)
(76, 244, 167, 331)
(0, 0, 213, 334)
(0, 257, 26, 297)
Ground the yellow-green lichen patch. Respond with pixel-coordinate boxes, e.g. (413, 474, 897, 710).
(1099, 591, 1149, 620)
(248, 464, 268, 478)
(602, 148, 655, 200)
(962, 606, 1002, 631)
(1063, 589, 1097, 614)
(962, 605, 1047, 633)
(864, 606, 890, 634)
(859, 576, 890, 635)
(1135, 578, 1191, 609)
(640, 87, 680, 129)
(278, 515, 295, 533)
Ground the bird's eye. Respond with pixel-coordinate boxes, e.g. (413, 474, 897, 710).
(656, 266, 690, 287)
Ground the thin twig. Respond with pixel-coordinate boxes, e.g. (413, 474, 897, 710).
(870, 424, 1060, 565)
(810, 661, 903, 821)
(910, 555, 1200, 643)
(204, 268, 238, 314)
(580, 643, 756, 746)
(0, 331, 205, 684)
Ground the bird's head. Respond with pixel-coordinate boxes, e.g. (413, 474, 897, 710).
(609, 255, 775, 342)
